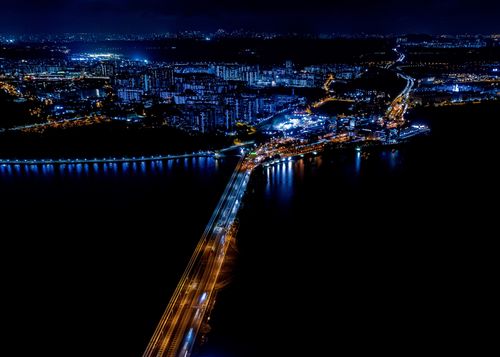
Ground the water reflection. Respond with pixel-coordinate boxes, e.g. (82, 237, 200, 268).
(296, 159, 305, 182)
(390, 150, 399, 169)
(0, 157, 221, 180)
(355, 152, 361, 174)
(264, 158, 295, 203)
(77, 163, 84, 176)
(313, 155, 323, 167)
(380, 149, 400, 171)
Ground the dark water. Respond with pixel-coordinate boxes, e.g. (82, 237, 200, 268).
(0, 157, 238, 357)
(199, 104, 494, 356)
(0, 103, 494, 356)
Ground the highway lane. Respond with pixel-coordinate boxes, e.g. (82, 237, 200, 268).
(385, 71, 414, 125)
(177, 169, 250, 356)
(175, 169, 250, 356)
(386, 47, 406, 69)
(384, 47, 415, 126)
(142, 156, 251, 357)
(143, 159, 242, 356)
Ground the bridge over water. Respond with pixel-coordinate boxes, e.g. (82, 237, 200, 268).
(142, 156, 251, 357)
(141, 138, 330, 357)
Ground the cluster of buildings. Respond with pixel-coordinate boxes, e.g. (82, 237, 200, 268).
(412, 80, 499, 106)
(2, 53, 369, 133)
(2, 33, 498, 137)
(396, 34, 500, 48)
(405, 65, 499, 106)
(111, 60, 317, 132)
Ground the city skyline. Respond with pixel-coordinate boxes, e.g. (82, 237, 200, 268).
(1, 0, 499, 34)
(1, 2, 497, 356)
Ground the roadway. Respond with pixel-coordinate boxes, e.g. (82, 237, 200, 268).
(385, 47, 406, 69)
(142, 156, 251, 357)
(0, 140, 255, 166)
(310, 73, 356, 109)
(0, 116, 85, 133)
(384, 46, 415, 126)
(142, 141, 329, 357)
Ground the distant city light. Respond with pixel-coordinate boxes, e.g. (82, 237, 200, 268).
(71, 53, 120, 61)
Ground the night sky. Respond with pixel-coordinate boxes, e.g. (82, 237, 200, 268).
(0, 0, 499, 34)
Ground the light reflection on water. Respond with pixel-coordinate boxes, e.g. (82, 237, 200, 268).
(264, 158, 295, 203)
(0, 154, 239, 357)
(380, 149, 401, 171)
(0, 151, 400, 182)
(0, 157, 225, 179)
(355, 152, 361, 174)
(296, 158, 305, 181)
(201, 144, 439, 357)
(390, 150, 399, 169)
